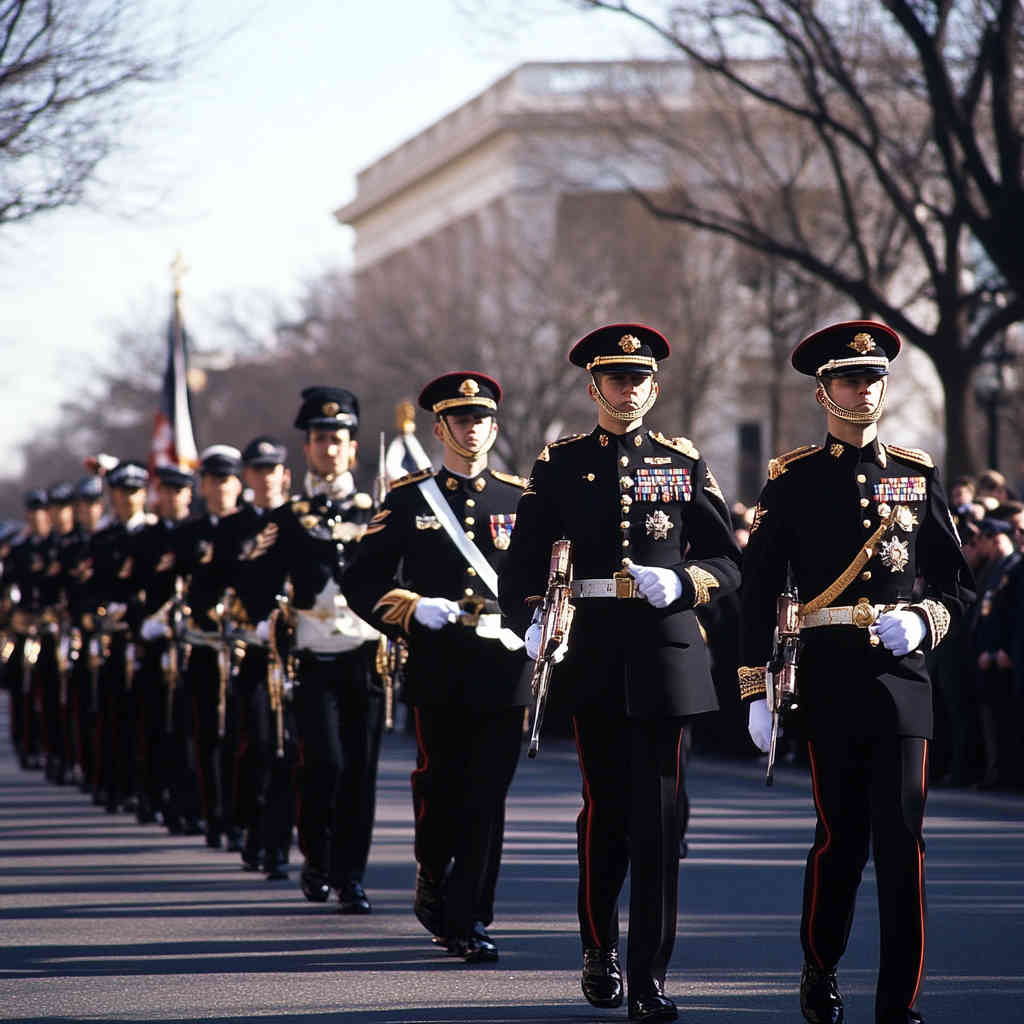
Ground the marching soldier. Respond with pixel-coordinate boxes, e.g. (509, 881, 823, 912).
(61, 475, 106, 791)
(739, 322, 972, 1024)
(217, 436, 296, 880)
(499, 324, 741, 1021)
(346, 371, 531, 963)
(89, 461, 151, 812)
(45, 481, 78, 784)
(270, 388, 381, 913)
(4, 488, 56, 770)
(172, 445, 244, 850)
(134, 465, 195, 826)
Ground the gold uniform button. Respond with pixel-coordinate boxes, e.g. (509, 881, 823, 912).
(464, 588, 475, 598)
(620, 456, 629, 467)
(620, 520, 631, 530)
(464, 516, 475, 525)
(465, 531, 475, 541)
(857, 474, 867, 484)
(586, 473, 596, 481)
(860, 498, 869, 508)
(622, 539, 630, 547)
(466, 567, 476, 577)
(862, 519, 872, 528)
(861, 570, 872, 580)
(864, 547, 873, 558)
(622, 558, 633, 567)
(465, 499, 475, 508)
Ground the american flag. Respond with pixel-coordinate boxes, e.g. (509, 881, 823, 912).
(149, 285, 199, 482)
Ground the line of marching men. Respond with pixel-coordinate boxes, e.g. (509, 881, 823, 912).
(0, 320, 968, 1024)
(0, 379, 532, 963)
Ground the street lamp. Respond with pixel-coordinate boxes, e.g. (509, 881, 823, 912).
(973, 330, 1014, 470)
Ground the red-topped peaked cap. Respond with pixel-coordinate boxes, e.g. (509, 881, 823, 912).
(418, 372, 502, 416)
(791, 320, 901, 378)
(569, 323, 670, 377)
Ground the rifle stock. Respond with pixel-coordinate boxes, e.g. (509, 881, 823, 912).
(765, 586, 800, 786)
(527, 539, 575, 759)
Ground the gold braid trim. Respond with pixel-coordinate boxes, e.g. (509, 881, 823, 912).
(911, 599, 951, 650)
(801, 507, 896, 615)
(886, 444, 934, 468)
(768, 444, 820, 480)
(738, 666, 767, 700)
(373, 588, 421, 634)
(684, 566, 719, 607)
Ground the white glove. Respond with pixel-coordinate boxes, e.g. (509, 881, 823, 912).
(871, 610, 927, 656)
(256, 619, 271, 643)
(627, 564, 684, 609)
(413, 596, 461, 631)
(748, 698, 773, 753)
(139, 616, 168, 641)
(524, 622, 568, 664)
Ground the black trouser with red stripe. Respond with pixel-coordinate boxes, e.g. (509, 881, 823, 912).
(410, 703, 522, 936)
(803, 734, 928, 1021)
(294, 645, 383, 888)
(572, 711, 688, 1000)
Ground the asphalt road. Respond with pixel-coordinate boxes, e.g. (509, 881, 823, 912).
(1, 703, 1022, 1023)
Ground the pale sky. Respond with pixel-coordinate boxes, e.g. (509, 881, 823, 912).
(0, 0, 653, 474)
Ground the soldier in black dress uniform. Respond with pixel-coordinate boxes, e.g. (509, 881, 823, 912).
(738, 321, 972, 1024)
(135, 465, 195, 825)
(3, 488, 55, 769)
(61, 475, 106, 791)
(271, 387, 382, 913)
(499, 324, 742, 1022)
(173, 446, 244, 849)
(217, 436, 295, 879)
(44, 481, 78, 784)
(346, 371, 531, 963)
(89, 460, 152, 812)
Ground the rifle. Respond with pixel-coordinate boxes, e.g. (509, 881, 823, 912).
(527, 539, 575, 759)
(374, 430, 390, 508)
(265, 579, 299, 757)
(161, 577, 191, 733)
(197, 587, 243, 739)
(765, 579, 801, 786)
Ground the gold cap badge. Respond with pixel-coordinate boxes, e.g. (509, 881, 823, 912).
(848, 332, 874, 354)
(619, 334, 641, 354)
(258, 442, 275, 455)
(322, 401, 340, 416)
(459, 379, 480, 397)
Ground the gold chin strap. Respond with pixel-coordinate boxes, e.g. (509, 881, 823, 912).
(438, 416, 498, 460)
(590, 375, 659, 423)
(816, 376, 887, 425)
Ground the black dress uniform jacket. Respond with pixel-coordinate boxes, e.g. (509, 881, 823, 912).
(499, 424, 742, 718)
(345, 466, 530, 710)
(738, 435, 972, 738)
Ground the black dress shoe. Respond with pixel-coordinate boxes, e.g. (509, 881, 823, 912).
(241, 847, 262, 871)
(446, 931, 499, 964)
(801, 962, 844, 1023)
(627, 990, 677, 1022)
(581, 947, 623, 1008)
(413, 865, 446, 936)
(877, 1012, 923, 1023)
(264, 859, 288, 882)
(182, 818, 204, 836)
(338, 880, 372, 914)
(224, 828, 244, 853)
(205, 829, 222, 849)
(300, 864, 330, 903)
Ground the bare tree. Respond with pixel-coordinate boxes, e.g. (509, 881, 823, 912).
(524, 0, 1024, 476)
(0, 0, 193, 227)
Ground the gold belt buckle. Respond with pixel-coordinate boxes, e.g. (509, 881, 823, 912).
(613, 570, 637, 600)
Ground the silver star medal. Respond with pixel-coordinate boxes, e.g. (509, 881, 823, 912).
(879, 536, 910, 573)
(645, 509, 673, 540)
(892, 505, 918, 532)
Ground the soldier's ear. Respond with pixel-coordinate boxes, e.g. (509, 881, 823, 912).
(348, 439, 358, 470)
(588, 380, 599, 403)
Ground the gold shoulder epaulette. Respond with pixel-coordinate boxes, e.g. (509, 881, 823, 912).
(489, 469, 528, 488)
(885, 444, 934, 468)
(389, 468, 433, 489)
(650, 431, 699, 459)
(768, 444, 821, 480)
(353, 492, 373, 509)
(538, 434, 586, 463)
